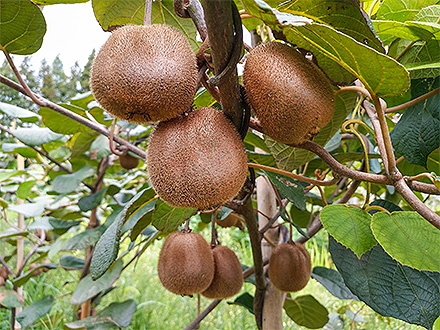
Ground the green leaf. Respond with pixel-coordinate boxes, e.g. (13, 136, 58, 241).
(78, 188, 108, 212)
(329, 236, 440, 330)
(228, 292, 254, 314)
(266, 90, 357, 171)
(16, 180, 36, 199)
(71, 132, 100, 158)
(9, 203, 44, 218)
(0, 288, 24, 308)
(283, 294, 329, 329)
(90, 212, 123, 280)
(59, 255, 85, 270)
(369, 199, 403, 214)
(264, 170, 306, 210)
(0, 0, 46, 55)
(320, 205, 376, 258)
(12, 263, 57, 287)
(246, 151, 276, 167)
(372, 20, 434, 45)
(62, 228, 102, 251)
(16, 296, 54, 329)
(91, 0, 199, 50)
(0, 170, 26, 182)
(312, 266, 357, 300)
(0, 102, 41, 122)
(49, 219, 82, 235)
(13, 127, 64, 146)
(278, 0, 384, 52)
(2, 143, 38, 158)
(371, 211, 440, 273)
(64, 300, 136, 330)
(0, 230, 29, 240)
(289, 205, 311, 228)
(152, 199, 197, 232)
(90, 135, 111, 159)
(244, 131, 270, 153)
(52, 165, 95, 194)
(39, 105, 92, 134)
(375, 0, 438, 22)
(390, 77, 440, 167)
(282, 23, 409, 96)
(70, 262, 122, 305)
(122, 200, 156, 234)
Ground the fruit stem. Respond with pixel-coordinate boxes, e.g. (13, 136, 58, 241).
(210, 210, 218, 248)
(386, 88, 440, 113)
(143, 0, 152, 25)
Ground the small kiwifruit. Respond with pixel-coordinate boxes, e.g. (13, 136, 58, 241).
(202, 245, 243, 299)
(268, 242, 311, 292)
(0, 267, 8, 281)
(215, 209, 244, 229)
(0, 276, 4, 287)
(29, 263, 44, 277)
(147, 107, 248, 209)
(158, 231, 214, 295)
(243, 42, 335, 145)
(119, 153, 139, 170)
(90, 24, 198, 123)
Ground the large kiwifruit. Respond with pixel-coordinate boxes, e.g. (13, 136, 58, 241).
(268, 242, 311, 292)
(147, 107, 248, 209)
(202, 245, 243, 299)
(243, 42, 334, 145)
(90, 24, 197, 123)
(158, 231, 214, 295)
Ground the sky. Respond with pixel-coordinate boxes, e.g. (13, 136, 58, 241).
(14, 2, 110, 73)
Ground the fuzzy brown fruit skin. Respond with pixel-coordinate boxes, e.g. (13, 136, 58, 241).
(268, 242, 312, 292)
(0, 267, 8, 281)
(119, 153, 139, 170)
(147, 107, 248, 209)
(202, 245, 243, 299)
(90, 24, 198, 123)
(243, 42, 335, 145)
(158, 231, 215, 295)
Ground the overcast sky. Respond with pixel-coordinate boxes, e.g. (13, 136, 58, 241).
(14, 2, 109, 73)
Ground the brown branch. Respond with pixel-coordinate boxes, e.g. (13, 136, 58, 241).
(386, 88, 440, 113)
(0, 74, 146, 159)
(237, 198, 265, 330)
(248, 163, 340, 187)
(296, 141, 391, 184)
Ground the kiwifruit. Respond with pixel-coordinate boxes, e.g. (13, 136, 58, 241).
(90, 24, 198, 123)
(268, 242, 312, 292)
(29, 263, 44, 277)
(215, 209, 244, 229)
(158, 231, 215, 295)
(0, 267, 8, 281)
(0, 276, 4, 286)
(119, 153, 139, 170)
(202, 245, 243, 299)
(243, 42, 335, 145)
(147, 107, 248, 209)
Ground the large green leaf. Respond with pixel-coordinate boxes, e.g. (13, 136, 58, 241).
(64, 300, 136, 330)
(16, 296, 54, 329)
(372, 20, 434, 45)
(329, 236, 440, 330)
(265, 90, 357, 171)
(9, 203, 44, 218)
(312, 266, 357, 300)
(278, 0, 384, 52)
(78, 187, 108, 212)
(90, 189, 156, 279)
(12, 127, 64, 146)
(52, 164, 95, 194)
(91, 0, 199, 50)
(0, 102, 41, 123)
(152, 199, 197, 232)
(0, 0, 46, 55)
(39, 105, 92, 134)
(71, 132, 100, 158)
(320, 205, 376, 258)
(0, 288, 24, 308)
(283, 295, 329, 329)
(390, 77, 440, 167)
(264, 170, 306, 210)
(1, 143, 38, 158)
(375, 0, 438, 22)
(70, 262, 122, 305)
(371, 211, 440, 273)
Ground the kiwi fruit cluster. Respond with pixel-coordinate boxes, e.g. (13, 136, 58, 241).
(268, 242, 312, 292)
(147, 107, 248, 210)
(90, 24, 198, 123)
(243, 41, 335, 145)
(158, 231, 243, 299)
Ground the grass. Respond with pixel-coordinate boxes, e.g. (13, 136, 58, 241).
(0, 222, 436, 330)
